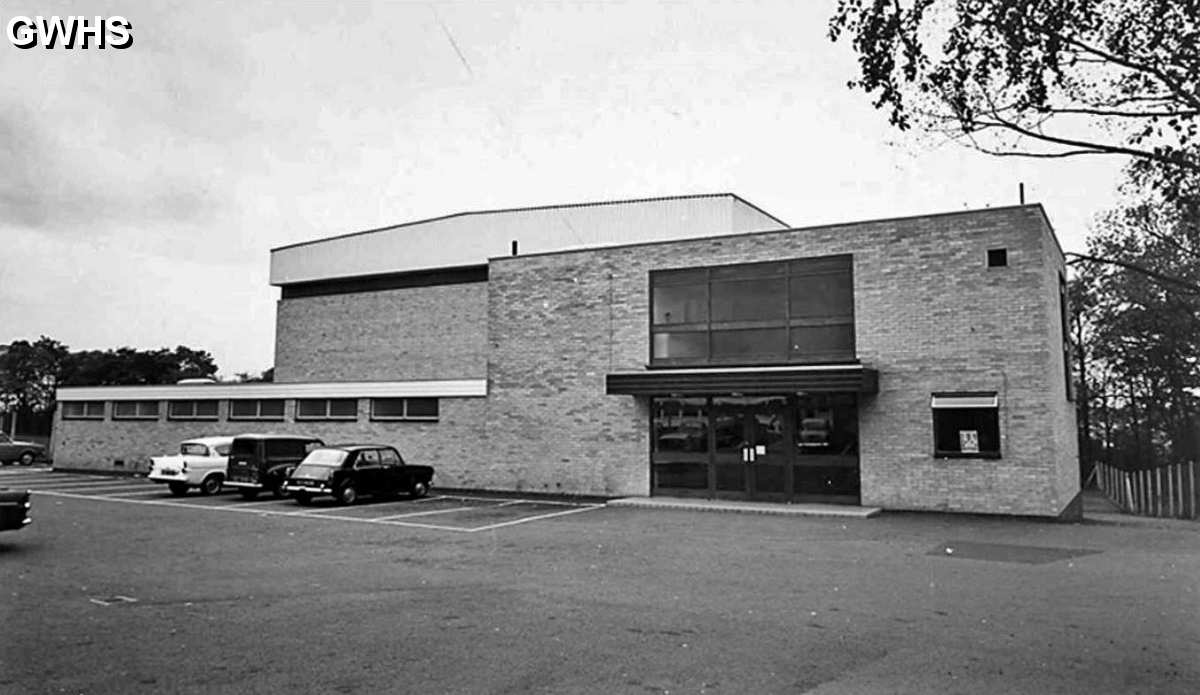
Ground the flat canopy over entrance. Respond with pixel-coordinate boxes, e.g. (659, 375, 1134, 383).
(605, 364, 878, 395)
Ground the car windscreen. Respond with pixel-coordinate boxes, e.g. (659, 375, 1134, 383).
(214, 444, 231, 456)
(180, 443, 210, 456)
(299, 449, 348, 466)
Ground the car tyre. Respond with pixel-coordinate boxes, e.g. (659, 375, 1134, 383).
(168, 482, 189, 496)
(19, 452, 35, 466)
(410, 480, 429, 499)
(294, 492, 311, 506)
(199, 475, 222, 496)
(336, 484, 358, 506)
(239, 489, 259, 501)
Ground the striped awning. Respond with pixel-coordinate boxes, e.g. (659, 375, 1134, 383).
(605, 364, 878, 396)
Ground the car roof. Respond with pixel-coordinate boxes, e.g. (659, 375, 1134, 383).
(232, 433, 322, 441)
(181, 436, 236, 446)
(322, 443, 393, 451)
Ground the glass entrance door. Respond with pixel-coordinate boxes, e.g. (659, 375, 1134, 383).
(712, 396, 790, 502)
(650, 393, 859, 503)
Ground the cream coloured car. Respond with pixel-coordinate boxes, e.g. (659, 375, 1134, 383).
(148, 436, 235, 496)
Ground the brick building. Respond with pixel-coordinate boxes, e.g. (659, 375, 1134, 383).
(53, 194, 1080, 517)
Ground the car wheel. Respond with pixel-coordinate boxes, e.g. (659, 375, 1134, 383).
(294, 492, 311, 506)
(168, 482, 190, 497)
(410, 480, 429, 499)
(199, 475, 222, 496)
(336, 484, 358, 506)
(239, 489, 259, 501)
(18, 452, 34, 466)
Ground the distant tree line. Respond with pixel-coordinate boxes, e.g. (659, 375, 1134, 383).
(0, 337, 271, 435)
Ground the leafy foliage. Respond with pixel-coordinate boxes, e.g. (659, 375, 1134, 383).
(0, 341, 221, 417)
(1072, 196, 1200, 467)
(829, 0, 1200, 184)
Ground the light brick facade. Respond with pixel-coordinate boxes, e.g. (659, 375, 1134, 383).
(52, 196, 1079, 516)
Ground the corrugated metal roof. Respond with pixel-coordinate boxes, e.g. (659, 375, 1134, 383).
(270, 193, 787, 286)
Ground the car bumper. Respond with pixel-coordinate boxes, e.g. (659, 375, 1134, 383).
(223, 481, 266, 490)
(281, 484, 331, 496)
(148, 472, 192, 485)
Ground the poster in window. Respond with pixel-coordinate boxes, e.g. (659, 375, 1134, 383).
(959, 430, 980, 454)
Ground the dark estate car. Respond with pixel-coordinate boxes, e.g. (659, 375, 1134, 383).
(282, 445, 434, 505)
(0, 489, 32, 531)
(224, 434, 325, 500)
(0, 433, 46, 466)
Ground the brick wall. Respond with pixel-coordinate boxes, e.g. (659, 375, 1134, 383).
(51, 397, 488, 488)
(482, 205, 1078, 515)
(273, 282, 487, 383)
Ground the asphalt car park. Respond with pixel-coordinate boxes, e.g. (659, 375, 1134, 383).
(2, 467, 1199, 694)
(3, 469, 603, 533)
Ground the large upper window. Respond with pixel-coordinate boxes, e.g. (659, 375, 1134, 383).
(650, 255, 855, 366)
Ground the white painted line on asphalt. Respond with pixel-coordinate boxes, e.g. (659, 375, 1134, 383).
(465, 504, 605, 532)
(32, 483, 159, 493)
(436, 494, 593, 507)
(34, 489, 474, 532)
(373, 505, 481, 520)
(8, 476, 113, 485)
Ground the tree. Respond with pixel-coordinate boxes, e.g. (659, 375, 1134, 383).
(233, 367, 274, 383)
(829, 0, 1200, 189)
(1071, 196, 1200, 468)
(59, 345, 219, 386)
(0, 337, 69, 436)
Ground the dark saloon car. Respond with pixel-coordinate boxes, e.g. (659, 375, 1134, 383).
(282, 445, 434, 505)
(0, 489, 32, 531)
(224, 434, 324, 500)
(0, 433, 46, 466)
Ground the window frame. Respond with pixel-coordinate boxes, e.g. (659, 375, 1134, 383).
(167, 399, 220, 421)
(228, 399, 286, 421)
(369, 397, 440, 422)
(295, 398, 358, 421)
(111, 400, 160, 421)
(62, 401, 106, 420)
(931, 392, 1001, 459)
(649, 255, 856, 367)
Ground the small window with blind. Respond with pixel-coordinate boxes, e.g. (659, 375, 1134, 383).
(112, 400, 160, 420)
(62, 401, 106, 420)
(228, 399, 285, 421)
(168, 400, 219, 420)
(932, 393, 1000, 458)
(296, 398, 358, 421)
(370, 398, 439, 422)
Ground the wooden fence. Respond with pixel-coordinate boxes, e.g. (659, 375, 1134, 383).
(1093, 461, 1198, 520)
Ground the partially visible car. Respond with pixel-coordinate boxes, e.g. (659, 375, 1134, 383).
(0, 489, 32, 531)
(283, 444, 434, 506)
(224, 434, 324, 500)
(148, 436, 235, 496)
(0, 433, 46, 466)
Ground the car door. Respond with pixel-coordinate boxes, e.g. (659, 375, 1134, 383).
(354, 449, 383, 495)
(378, 447, 406, 494)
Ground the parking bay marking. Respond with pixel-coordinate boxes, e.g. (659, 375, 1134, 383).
(34, 489, 606, 532)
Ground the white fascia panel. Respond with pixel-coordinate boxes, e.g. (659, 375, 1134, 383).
(931, 394, 998, 409)
(56, 380, 487, 401)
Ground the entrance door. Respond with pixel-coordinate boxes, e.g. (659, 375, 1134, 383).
(712, 396, 790, 502)
(650, 394, 859, 503)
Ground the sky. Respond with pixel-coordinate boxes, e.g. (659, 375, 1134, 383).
(0, 1, 1128, 378)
